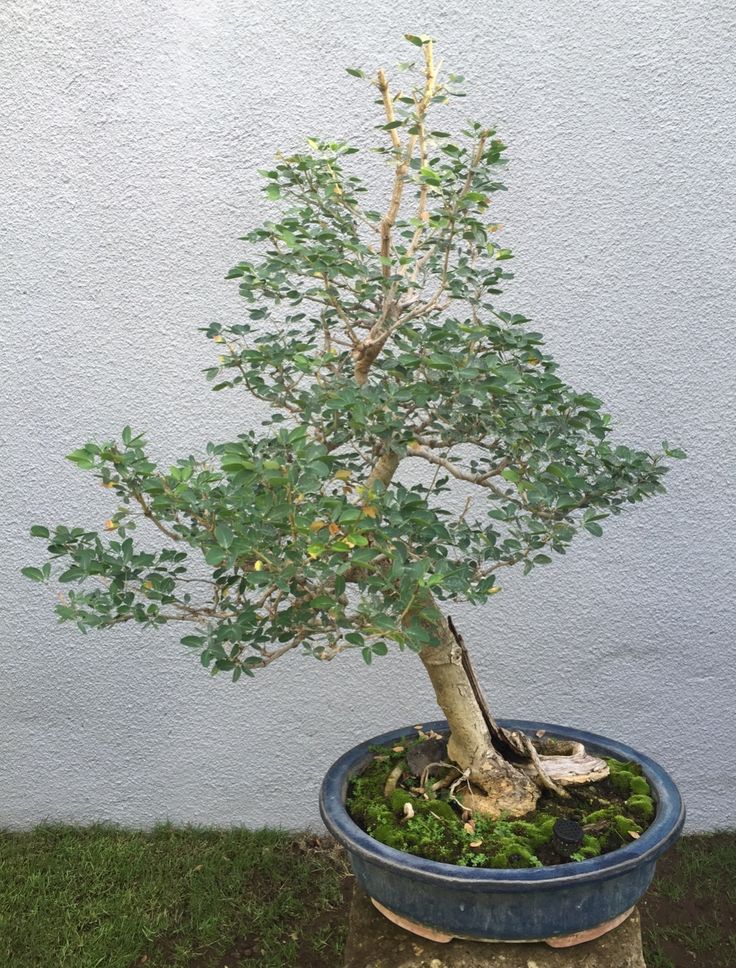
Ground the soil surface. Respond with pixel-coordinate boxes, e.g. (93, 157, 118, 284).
(347, 732, 653, 870)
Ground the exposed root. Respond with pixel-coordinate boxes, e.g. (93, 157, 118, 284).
(419, 761, 463, 797)
(521, 738, 610, 786)
(383, 763, 404, 798)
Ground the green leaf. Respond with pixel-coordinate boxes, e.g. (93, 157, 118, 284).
(361, 646, 373, 665)
(181, 635, 204, 648)
(58, 567, 83, 583)
(21, 566, 45, 583)
(382, 120, 404, 131)
(345, 534, 369, 547)
(584, 521, 604, 537)
(30, 525, 50, 539)
(405, 33, 430, 47)
(205, 546, 226, 567)
(372, 642, 388, 657)
(215, 523, 234, 548)
(66, 449, 95, 470)
(346, 67, 365, 78)
(265, 184, 281, 201)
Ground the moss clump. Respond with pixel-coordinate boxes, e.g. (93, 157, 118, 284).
(571, 834, 603, 861)
(606, 758, 652, 797)
(630, 776, 651, 796)
(509, 816, 557, 850)
(582, 805, 643, 848)
(613, 815, 643, 839)
(346, 738, 656, 871)
(489, 845, 541, 869)
(626, 794, 655, 821)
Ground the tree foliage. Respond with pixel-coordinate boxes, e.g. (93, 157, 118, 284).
(25, 37, 683, 679)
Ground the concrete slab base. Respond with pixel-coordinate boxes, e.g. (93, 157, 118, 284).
(344, 888, 647, 968)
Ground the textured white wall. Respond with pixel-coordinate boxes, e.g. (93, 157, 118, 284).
(1, 0, 734, 833)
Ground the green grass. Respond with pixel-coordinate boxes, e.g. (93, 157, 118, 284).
(0, 825, 733, 967)
(0, 825, 349, 968)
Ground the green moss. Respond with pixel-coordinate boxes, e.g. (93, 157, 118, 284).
(583, 808, 612, 825)
(571, 834, 603, 861)
(489, 845, 542, 869)
(347, 742, 655, 871)
(629, 776, 650, 796)
(626, 794, 655, 821)
(610, 769, 636, 795)
(372, 823, 408, 851)
(613, 814, 643, 838)
(606, 758, 650, 799)
(388, 790, 413, 812)
(510, 816, 557, 850)
(418, 799, 457, 824)
(607, 758, 643, 777)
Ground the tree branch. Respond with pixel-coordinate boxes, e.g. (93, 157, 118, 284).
(406, 443, 509, 496)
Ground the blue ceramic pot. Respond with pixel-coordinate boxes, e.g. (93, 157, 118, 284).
(320, 719, 685, 942)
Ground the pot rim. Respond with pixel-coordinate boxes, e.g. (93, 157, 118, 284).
(319, 719, 685, 892)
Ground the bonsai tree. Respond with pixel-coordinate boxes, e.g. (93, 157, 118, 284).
(25, 37, 683, 819)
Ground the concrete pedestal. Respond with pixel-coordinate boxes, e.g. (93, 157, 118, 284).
(344, 888, 646, 968)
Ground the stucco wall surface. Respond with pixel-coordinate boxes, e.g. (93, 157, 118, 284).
(1, 0, 734, 832)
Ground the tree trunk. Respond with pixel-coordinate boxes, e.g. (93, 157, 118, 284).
(418, 611, 540, 818)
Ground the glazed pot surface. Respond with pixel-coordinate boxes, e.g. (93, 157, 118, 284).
(320, 720, 685, 942)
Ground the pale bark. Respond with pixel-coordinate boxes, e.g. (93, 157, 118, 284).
(418, 611, 540, 818)
(365, 452, 400, 491)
